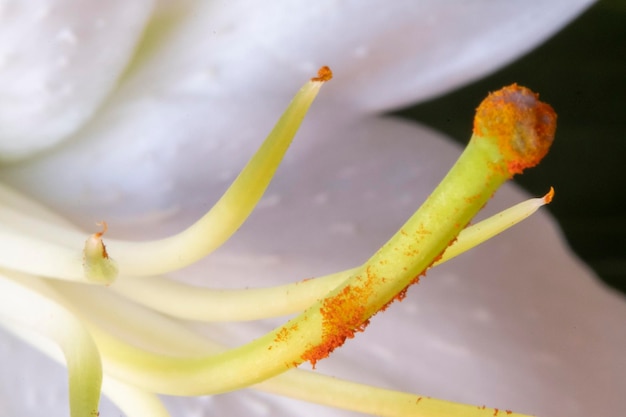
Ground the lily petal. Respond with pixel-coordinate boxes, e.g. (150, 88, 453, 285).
(110, 0, 596, 112)
(1, 0, 593, 220)
(0, 0, 154, 160)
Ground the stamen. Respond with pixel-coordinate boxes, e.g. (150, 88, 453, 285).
(103, 67, 332, 277)
(311, 65, 333, 82)
(473, 84, 557, 176)
(0, 78, 557, 417)
(53, 85, 557, 399)
(83, 221, 118, 284)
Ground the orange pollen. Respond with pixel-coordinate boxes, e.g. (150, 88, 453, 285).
(543, 186, 555, 204)
(473, 83, 556, 175)
(301, 268, 376, 367)
(311, 66, 333, 82)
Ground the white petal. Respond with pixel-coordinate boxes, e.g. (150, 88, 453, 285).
(99, 0, 595, 112)
(113, 0, 595, 111)
(1, 0, 593, 216)
(0, 0, 154, 160)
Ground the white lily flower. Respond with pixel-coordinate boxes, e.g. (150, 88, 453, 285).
(1, 1, 625, 417)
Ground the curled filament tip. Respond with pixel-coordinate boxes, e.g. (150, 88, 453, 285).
(93, 221, 108, 241)
(544, 186, 555, 204)
(83, 221, 118, 284)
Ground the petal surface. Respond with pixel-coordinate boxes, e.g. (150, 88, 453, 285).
(112, 0, 597, 112)
(1, 0, 593, 217)
(0, 0, 153, 160)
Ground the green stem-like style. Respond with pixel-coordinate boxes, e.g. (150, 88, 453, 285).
(68, 85, 556, 399)
(111, 190, 553, 322)
(0, 79, 556, 417)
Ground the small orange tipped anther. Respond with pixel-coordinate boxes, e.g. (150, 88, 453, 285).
(94, 221, 108, 239)
(474, 84, 557, 176)
(543, 187, 555, 204)
(84, 220, 118, 283)
(311, 66, 333, 82)
(88, 221, 110, 259)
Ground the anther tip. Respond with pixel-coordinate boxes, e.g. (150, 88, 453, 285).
(474, 84, 557, 176)
(543, 187, 555, 204)
(311, 66, 333, 82)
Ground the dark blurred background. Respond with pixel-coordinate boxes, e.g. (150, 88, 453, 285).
(396, 0, 626, 294)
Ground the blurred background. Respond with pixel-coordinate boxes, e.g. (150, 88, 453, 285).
(397, 0, 626, 294)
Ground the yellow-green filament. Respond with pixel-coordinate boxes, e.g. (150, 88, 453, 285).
(110, 190, 554, 322)
(104, 67, 334, 277)
(83, 222, 119, 284)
